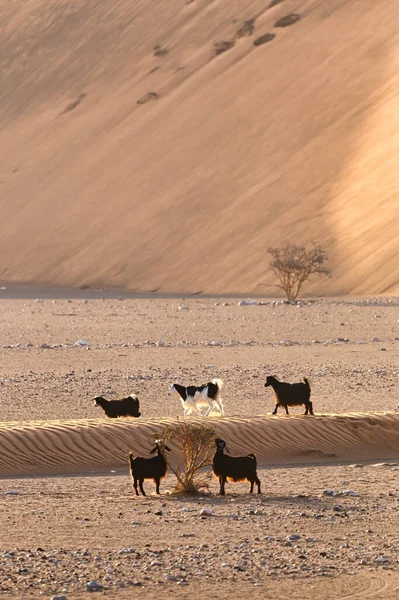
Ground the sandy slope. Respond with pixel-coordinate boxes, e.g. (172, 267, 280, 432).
(1, 413, 399, 477)
(0, 0, 399, 295)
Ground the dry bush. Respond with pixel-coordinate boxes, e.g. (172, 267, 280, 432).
(213, 40, 235, 56)
(153, 45, 168, 57)
(154, 421, 215, 493)
(267, 243, 331, 301)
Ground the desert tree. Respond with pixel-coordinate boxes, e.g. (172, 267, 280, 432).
(267, 243, 331, 301)
(153, 420, 215, 493)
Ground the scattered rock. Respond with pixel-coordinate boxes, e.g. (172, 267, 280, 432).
(75, 339, 90, 346)
(238, 300, 257, 306)
(200, 508, 212, 517)
(118, 548, 136, 555)
(86, 580, 103, 592)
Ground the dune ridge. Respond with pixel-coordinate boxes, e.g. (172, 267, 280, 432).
(0, 0, 399, 295)
(1, 413, 399, 477)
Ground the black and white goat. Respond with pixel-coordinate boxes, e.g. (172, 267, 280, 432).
(168, 379, 224, 416)
(128, 440, 171, 496)
(212, 438, 261, 495)
(264, 375, 313, 415)
(93, 394, 141, 418)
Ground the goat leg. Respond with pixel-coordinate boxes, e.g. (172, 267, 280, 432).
(133, 479, 139, 496)
(272, 405, 278, 415)
(139, 480, 146, 496)
(284, 406, 289, 415)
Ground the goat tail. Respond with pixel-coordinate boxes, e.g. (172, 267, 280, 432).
(247, 453, 257, 460)
(303, 377, 310, 387)
(128, 452, 135, 472)
(211, 378, 224, 390)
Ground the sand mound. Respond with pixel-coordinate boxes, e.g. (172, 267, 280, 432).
(1, 0, 399, 295)
(1, 413, 399, 477)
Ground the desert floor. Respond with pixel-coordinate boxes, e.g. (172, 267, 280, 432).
(1, 292, 399, 598)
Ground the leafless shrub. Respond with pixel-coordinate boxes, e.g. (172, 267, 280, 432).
(153, 45, 168, 57)
(267, 243, 331, 301)
(154, 421, 215, 493)
(236, 19, 256, 38)
(214, 40, 235, 56)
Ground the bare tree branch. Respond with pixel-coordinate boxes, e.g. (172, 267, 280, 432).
(267, 243, 331, 301)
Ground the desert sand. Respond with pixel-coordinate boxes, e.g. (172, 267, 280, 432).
(0, 294, 399, 598)
(1, 0, 399, 296)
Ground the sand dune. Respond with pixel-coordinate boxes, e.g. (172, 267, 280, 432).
(1, 413, 399, 477)
(0, 0, 399, 295)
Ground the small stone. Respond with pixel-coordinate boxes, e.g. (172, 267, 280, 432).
(288, 534, 301, 541)
(51, 596, 68, 600)
(375, 556, 390, 564)
(75, 339, 90, 346)
(118, 548, 136, 555)
(200, 508, 212, 517)
(155, 510, 163, 516)
(86, 580, 103, 592)
(40, 343, 51, 349)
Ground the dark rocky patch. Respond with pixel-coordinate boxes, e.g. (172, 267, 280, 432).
(137, 92, 159, 105)
(61, 94, 86, 115)
(275, 14, 300, 27)
(253, 33, 275, 47)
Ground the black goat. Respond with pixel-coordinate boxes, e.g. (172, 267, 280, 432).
(212, 438, 261, 495)
(93, 394, 141, 418)
(129, 440, 171, 496)
(264, 375, 313, 415)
